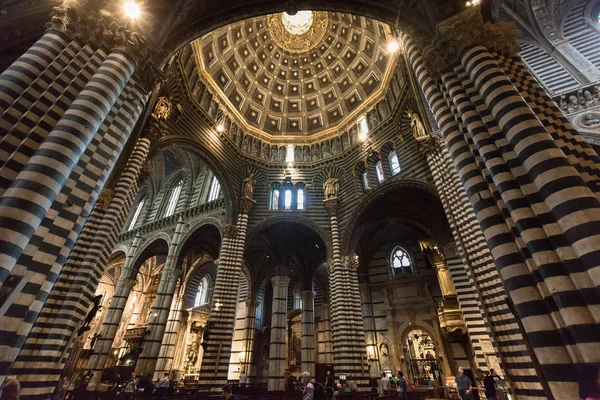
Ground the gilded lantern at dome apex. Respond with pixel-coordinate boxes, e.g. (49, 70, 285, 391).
(267, 11, 329, 54)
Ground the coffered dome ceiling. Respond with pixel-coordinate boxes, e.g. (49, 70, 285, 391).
(192, 12, 396, 138)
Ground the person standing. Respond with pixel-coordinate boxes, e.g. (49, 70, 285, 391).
(369, 374, 378, 393)
(455, 368, 472, 400)
(0, 375, 21, 400)
(123, 373, 137, 399)
(382, 373, 390, 395)
(325, 371, 334, 396)
(483, 371, 497, 400)
(301, 371, 314, 400)
(154, 373, 169, 399)
(221, 384, 240, 400)
(396, 371, 408, 400)
(239, 371, 247, 391)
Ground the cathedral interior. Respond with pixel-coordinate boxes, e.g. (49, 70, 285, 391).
(1, 0, 600, 399)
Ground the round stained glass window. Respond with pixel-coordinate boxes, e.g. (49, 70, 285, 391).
(282, 11, 314, 35)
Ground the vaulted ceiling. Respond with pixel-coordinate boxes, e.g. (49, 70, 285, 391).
(193, 12, 396, 137)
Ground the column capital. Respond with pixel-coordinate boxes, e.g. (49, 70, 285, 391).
(323, 198, 338, 215)
(271, 275, 291, 288)
(299, 290, 316, 298)
(222, 223, 238, 239)
(245, 299, 261, 308)
(413, 6, 518, 73)
(96, 188, 115, 211)
(342, 254, 360, 270)
(417, 132, 444, 156)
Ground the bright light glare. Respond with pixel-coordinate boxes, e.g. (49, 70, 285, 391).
(359, 132, 368, 142)
(216, 123, 225, 132)
(124, 1, 141, 19)
(387, 39, 400, 53)
(282, 11, 314, 35)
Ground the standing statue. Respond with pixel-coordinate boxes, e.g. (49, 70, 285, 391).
(323, 173, 339, 200)
(407, 110, 427, 140)
(242, 173, 256, 200)
(77, 295, 103, 336)
(152, 96, 173, 122)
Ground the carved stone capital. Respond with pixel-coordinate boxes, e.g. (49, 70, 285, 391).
(414, 6, 518, 73)
(137, 161, 152, 185)
(223, 223, 238, 239)
(417, 133, 443, 156)
(97, 188, 115, 211)
(326, 258, 335, 274)
(323, 198, 338, 215)
(343, 254, 360, 271)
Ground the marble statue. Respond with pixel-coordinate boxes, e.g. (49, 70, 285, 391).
(271, 145, 278, 162)
(368, 111, 378, 129)
(378, 100, 390, 120)
(262, 143, 270, 161)
(303, 146, 311, 162)
(332, 138, 340, 154)
(242, 174, 256, 200)
(323, 174, 339, 200)
(322, 141, 330, 158)
(407, 110, 427, 140)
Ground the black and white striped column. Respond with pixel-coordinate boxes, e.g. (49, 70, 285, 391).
(136, 217, 186, 376)
(154, 284, 185, 380)
(198, 202, 251, 387)
(268, 275, 290, 391)
(86, 235, 142, 388)
(300, 290, 316, 376)
(0, 50, 137, 284)
(359, 283, 378, 374)
(325, 200, 368, 386)
(241, 300, 258, 379)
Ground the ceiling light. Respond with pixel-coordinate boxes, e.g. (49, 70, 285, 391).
(387, 39, 399, 53)
(216, 123, 225, 132)
(123, 1, 141, 19)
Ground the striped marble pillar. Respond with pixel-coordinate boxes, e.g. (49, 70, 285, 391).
(240, 300, 259, 379)
(0, 49, 137, 284)
(153, 283, 185, 380)
(403, 34, 545, 398)
(86, 236, 143, 387)
(136, 218, 186, 376)
(358, 284, 378, 374)
(0, 30, 70, 113)
(268, 276, 291, 391)
(324, 199, 368, 385)
(198, 198, 252, 387)
(300, 290, 316, 376)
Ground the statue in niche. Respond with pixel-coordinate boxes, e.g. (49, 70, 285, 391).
(349, 126, 358, 144)
(201, 91, 212, 111)
(237, 132, 244, 148)
(278, 147, 286, 162)
(341, 132, 349, 150)
(312, 144, 321, 160)
(368, 110, 378, 129)
(396, 70, 405, 88)
(407, 110, 427, 140)
(230, 123, 237, 142)
(271, 145, 279, 162)
(208, 100, 218, 120)
(242, 174, 256, 200)
(295, 146, 302, 162)
(378, 100, 390, 120)
(262, 144, 270, 161)
(323, 173, 339, 200)
(387, 90, 395, 108)
(380, 343, 389, 357)
(303, 146, 311, 162)
(152, 96, 173, 122)
(322, 141, 330, 158)
(332, 138, 341, 154)
(252, 140, 260, 157)
(392, 77, 400, 99)
(243, 136, 252, 153)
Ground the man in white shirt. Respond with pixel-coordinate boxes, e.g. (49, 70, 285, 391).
(381, 373, 390, 394)
(240, 371, 247, 391)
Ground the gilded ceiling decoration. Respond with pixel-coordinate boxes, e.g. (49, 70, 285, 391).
(193, 12, 396, 138)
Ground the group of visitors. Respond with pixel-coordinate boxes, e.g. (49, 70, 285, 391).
(110, 372, 171, 399)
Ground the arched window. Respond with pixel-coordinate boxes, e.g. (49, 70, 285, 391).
(271, 189, 280, 210)
(284, 189, 292, 210)
(390, 245, 414, 275)
(164, 179, 183, 217)
(376, 160, 385, 183)
(194, 277, 209, 307)
(362, 171, 370, 190)
(389, 151, 401, 175)
(297, 188, 305, 210)
(207, 176, 221, 202)
(128, 198, 145, 231)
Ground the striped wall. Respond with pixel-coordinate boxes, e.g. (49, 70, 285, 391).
(518, 42, 579, 94)
(562, 0, 600, 69)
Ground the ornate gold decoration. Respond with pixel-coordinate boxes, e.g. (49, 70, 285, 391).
(323, 198, 338, 215)
(97, 188, 115, 211)
(266, 12, 329, 54)
(343, 254, 360, 270)
(323, 173, 339, 200)
(417, 6, 518, 73)
(152, 96, 174, 123)
(437, 301, 467, 335)
(417, 133, 443, 156)
(407, 109, 427, 140)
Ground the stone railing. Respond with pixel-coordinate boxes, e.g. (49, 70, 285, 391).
(117, 198, 225, 242)
(553, 83, 600, 116)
